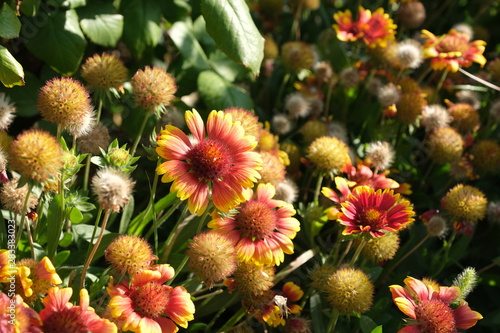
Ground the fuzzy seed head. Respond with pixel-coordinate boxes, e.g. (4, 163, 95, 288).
(487, 58, 500, 82)
(105, 235, 156, 275)
(271, 114, 292, 135)
(365, 141, 395, 171)
(308, 97, 324, 118)
(360, 232, 400, 263)
(452, 23, 474, 40)
(91, 168, 135, 212)
(426, 215, 448, 238)
(452, 267, 478, 301)
(487, 202, 500, 224)
(0, 178, 38, 215)
(186, 231, 238, 288)
(285, 92, 310, 119)
(284, 317, 312, 333)
(9, 130, 63, 183)
(37, 77, 93, 131)
(76, 122, 111, 155)
(397, 1, 426, 29)
(313, 61, 334, 83)
(377, 83, 401, 108)
(326, 267, 374, 315)
(66, 111, 95, 138)
(257, 151, 286, 185)
(281, 142, 301, 176)
(427, 127, 464, 164)
(274, 178, 299, 204)
(339, 67, 360, 89)
(81, 53, 128, 91)
(0, 93, 16, 130)
(455, 90, 481, 110)
(299, 120, 328, 144)
(489, 99, 500, 122)
(470, 139, 500, 174)
(442, 184, 487, 223)
(281, 41, 315, 73)
(421, 104, 453, 131)
(328, 121, 349, 143)
(448, 103, 480, 132)
(397, 39, 424, 69)
(306, 136, 351, 175)
(395, 92, 427, 125)
(131, 66, 177, 114)
(232, 261, 275, 299)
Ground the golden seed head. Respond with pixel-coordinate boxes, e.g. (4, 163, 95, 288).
(131, 66, 177, 114)
(9, 129, 63, 183)
(448, 102, 480, 132)
(81, 53, 128, 91)
(442, 184, 487, 223)
(306, 136, 351, 176)
(77, 122, 111, 155)
(395, 92, 427, 125)
(299, 120, 328, 144)
(310, 264, 336, 294)
(224, 107, 262, 141)
(232, 261, 275, 299)
(257, 151, 286, 185)
(470, 139, 500, 174)
(326, 267, 374, 315)
(0, 177, 38, 215)
(281, 41, 315, 74)
(105, 235, 156, 275)
(426, 127, 464, 164)
(360, 232, 400, 263)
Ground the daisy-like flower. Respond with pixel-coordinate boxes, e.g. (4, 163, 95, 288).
(16, 257, 62, 304)
(343, 162, 399, 190)
(338, 186, 415, 237)
(422, 29, 487, 72)
(333, 7, 397, 48)
(255, 282, 304, 327)
(0, 249, 16, 283)
(39, 287, 117, 333)
(0, 292, 42, 333)
(107, 264, 195, 333)
(208, 183, 300, 266)
(390, 277, 482, 332)
(156, 109, 262, 215)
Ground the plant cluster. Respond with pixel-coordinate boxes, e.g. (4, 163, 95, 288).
(1, 0, 500, 332)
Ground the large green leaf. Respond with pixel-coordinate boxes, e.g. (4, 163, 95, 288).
(0, 3, 21, 39)
(78, 1, 123, 47)
(0, 46, 24, 87)
(23, 9, 87, 75)
(197, 70, 254, 110)
(169, 20, 211, 71)
(20, 0, 41, 17)
(121, 0, 162, 59)
(200, 0, 264, 77)
(0, 72, 41, 116)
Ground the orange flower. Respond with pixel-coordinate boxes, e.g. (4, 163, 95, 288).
(343, 162, 400, 190)
(339, 186, 414, 237)
(39, 287, 117, 333)
(0, 292, 42, 333)
(256, 282, 304, 327)
(107, 264, 195, 333)
(156, 109, 262, 215)
(0, 249, 16, 283)
(390, 277, 482, 332)
(333, 7, 396, 48)
(208, 183, 300, 266)
(16, 257, 62, 303)
(422, 29, 487, 72)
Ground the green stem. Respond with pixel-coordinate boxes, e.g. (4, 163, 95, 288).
(15, 182, 35, 258)
(160, 204, 190, 263)
(95, 98, 103, 124)
(349, 236, 367, 266)
(130, 112, 150, 157)
(433, 230, 457, 278)
(313, 174, 324, 206)
(80, 209, 111, 290)
(86, 208, 103, 258)
(144, 198, 183, 238)
(434, 69, 449, 102)
(83, 154, 92, 192)
(196, 203, 213, 234)
(211, 295, 244, 333)
(326, 307, 340, 333)
(168, 255, 189, 285)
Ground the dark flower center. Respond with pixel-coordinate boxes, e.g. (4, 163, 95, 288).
(187, 139, 232, 181)
(359, 207, 388, 231)
(41, 308, 89, 333)
(415, 299, 456, 333)
(235, 201, 278, 240)
(130, 282, 170, 319)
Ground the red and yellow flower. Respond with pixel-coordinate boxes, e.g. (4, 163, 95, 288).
(39, 287, 117, 333)
(156, 109, 262, 215)
(0, 249, 16, 283)
(255, 282, 304, 327)
(333, 7, 397, 48)
(107, 264, 195, 333)
(338, 186, 415, 237)
(0, 292, 42, 333)
(390, 277, 482, 332)
(208, 183, 300, 266)
(422, 29, 487, 72)
(16, 257, 62, 304)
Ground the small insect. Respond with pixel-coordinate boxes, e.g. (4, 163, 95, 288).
(273, 295, 290, 319)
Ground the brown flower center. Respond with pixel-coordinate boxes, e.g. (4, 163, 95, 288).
(235, 201, 278, 240)
(41, 308, 89, 333)
(415, 299, 456, 333)
(187, 139, 232, 181)
(359, 207, 388, 231)
(130, 282, 170, 319)
(438, 35, 469, 55)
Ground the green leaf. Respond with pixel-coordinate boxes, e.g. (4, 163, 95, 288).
(0, 46, 24, 88)
(20, 0, 41, 17)
(68, 207, 84, 224)
(128, 193, 177, 235)
(54, 250, 71, 266)
(121, 0, 162, 58)
(0, 3, 21, 39)
(47, 0, 86, 8)
(200, 0, 264, 76)
(169, 20, 211, 71)
(371, 326, 383, 333)
(59, 233, 73, 247)
(23, 9, 87, 75)
(119, 196, 134, 234)
(45, 194, 63, 260)
(78, 1, 123, 47)
(72, 224, 117, 261)
(360, 315, 378, 333)
(310, 292, 325, 333)
(197, 70, 254, 110)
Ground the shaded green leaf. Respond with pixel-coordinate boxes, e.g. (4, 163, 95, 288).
(121, 0, 162, 58)
(20, 0, 41, 17)
(119, 196, 134, 234)
(45, 194, 63, 260)
(169, 20, 211, 70)
(68, 207, 84, 224)
(310, 292, 325, 333)
(128, 193, 177, 235)
(78, 1, 123, 47)
(54, 250, 71, 266)
(197, 70, 253, 110)
(0, 46, 24, 88)
(201, 0, 264, 76)
(23, 9, 87, 75)
(360, 315, 378, 333)
(0, 3, 21, 38)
